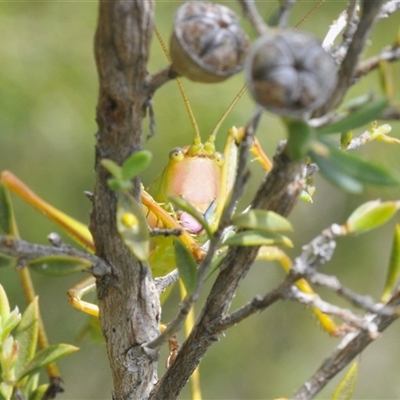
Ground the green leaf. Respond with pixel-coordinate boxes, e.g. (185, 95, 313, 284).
(285, 119, 314, 161)
(116, 192, 150, 262)
(1, 308, 21, 343)
(317, 97, 388, 134)
(174, 238, 198, 295)
(28, 383, 48, 400)
(0, 285, 21, 342)
(121, 150, 152, 180)
(16, 343, 79, 381)
(344, 200, 400, 235)
(381, 224, 400, 303)
(300, 190, 313, 203)
(101, 159, 123, 180)
(0, 380, 13, 400)
(0, 283, 11, 322)
(223, 230, 293, 247)
(232, 209, 293, 232)
(15, 298, 39, 378)
(27, 256, 92, 276)
(169, 195, 213, 238)
(310, 140, 399, 193)
(24, 373, 40, 400)
(107, 178, 132, 192)
(0, 183, 17, 236)
(340, 131, 353, 150)
(331, 361, 358, 400)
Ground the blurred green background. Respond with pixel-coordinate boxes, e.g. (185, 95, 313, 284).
(1, 1, 400, 399)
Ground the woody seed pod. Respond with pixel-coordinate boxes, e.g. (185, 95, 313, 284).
(170, 1, 250, 83)
(246, 29, 338, 117)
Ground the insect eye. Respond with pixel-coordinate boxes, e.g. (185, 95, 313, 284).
(169, 147, 184, 162)
(215, 152, 224, 166)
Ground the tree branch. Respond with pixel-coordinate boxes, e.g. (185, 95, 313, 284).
(0, 235, 109, 273)
(316, 0, 384, 115)
(91, 1, 160, 398)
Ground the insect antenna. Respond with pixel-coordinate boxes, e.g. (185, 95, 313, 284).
(204, 84, 247, 152)
(295, 0, 326, 28)
(154, 27, 201, 149)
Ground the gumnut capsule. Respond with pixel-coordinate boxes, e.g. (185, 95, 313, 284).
(170, 1, 250, 83)
(245, 29, 338, 117)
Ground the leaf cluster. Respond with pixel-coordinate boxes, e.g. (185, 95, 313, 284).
(0, 285, 77, 400)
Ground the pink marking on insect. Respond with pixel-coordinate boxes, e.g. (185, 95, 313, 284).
(180, 211, 203, 234)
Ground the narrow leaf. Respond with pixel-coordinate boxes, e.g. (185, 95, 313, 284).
(310, 146, 363, 193)
(310, 140, 398, 193)
(223, 230, 293, 247)
(122, 150, 152, 180)
(232, 209, 293, 232)
(107, 178, 133, 192)
(15, 298, 39, 377)
(0, 381, 13, 400)
(1, 307, 21, 343)
(17, 343, 79, 381)
(331, 361, 358, 400)
(381, 224, 400, 302)
(0, 284, 11, 322)
(28, 384, 48, 400)
(300, 190, 313, 203)
(101, 159, 123, 180)
(116, 192, 149, 262)
(344, 200, 400, 234)
(340, 131, 353, 150)
(174, 238, 198, 295)
(317, 97, 388, 134)
(27, 256, 92, 276)
(169, 195, 213, 238)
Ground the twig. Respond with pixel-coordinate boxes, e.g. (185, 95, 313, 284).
(0, 235, 109, 274)
(378, 0, 400, 18)
(287, 287, 379, 337)
(292, 285, 400, 399)
(277, 0, 296, 29)
(238, 0, 268, 36)
(216, 274, 296, 332)
(154, 269, 179, 294)
(146, 65, 178, 95)
(355, 45, 400, 78)
(217, 223, 339, 330)
(330, 0, 359, 64)
(306, 270, 398, 316)
(316, 0, 383, 115)
(150, 228, 183, 237)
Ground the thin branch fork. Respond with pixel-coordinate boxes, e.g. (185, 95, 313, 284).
(355, 45, 400, 78)
(217, 222, 339, 331)
(0, 235, 109, 273)
(293, 283, 400, 400)
(317, 0, 385, 115)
